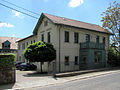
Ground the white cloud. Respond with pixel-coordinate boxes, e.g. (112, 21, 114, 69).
(0, 22, 14, 28)
(68, 0, 84, 8)
(12, 10, 24, 19)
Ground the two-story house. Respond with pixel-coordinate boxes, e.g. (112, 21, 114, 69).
(17, 13, 112, 72)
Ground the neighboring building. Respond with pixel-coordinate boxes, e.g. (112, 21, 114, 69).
(17, 13, 113, 72)
(0, 37, 21, 60)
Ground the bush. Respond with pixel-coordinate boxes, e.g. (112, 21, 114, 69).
(0, 54, 15, 68)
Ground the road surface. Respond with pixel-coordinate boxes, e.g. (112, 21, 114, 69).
(31, 71, 120, 90)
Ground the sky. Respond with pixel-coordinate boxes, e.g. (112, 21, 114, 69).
(0, 0, 120, 38)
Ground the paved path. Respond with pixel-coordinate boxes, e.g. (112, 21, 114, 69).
(0, 69, 120, 90)
(30, 70, 120, 90)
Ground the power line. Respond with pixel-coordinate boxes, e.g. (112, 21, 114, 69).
(0, 2, 39, 19)
(2, 0, 40, 16)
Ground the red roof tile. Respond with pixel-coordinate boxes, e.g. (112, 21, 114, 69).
(43, 13, 112, 34)
(0, 37, 22, 49)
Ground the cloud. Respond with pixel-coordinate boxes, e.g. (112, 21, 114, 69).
(68, 0, 84, 8)
(0, 22, 14, 28)
(12, 10, 24, 19)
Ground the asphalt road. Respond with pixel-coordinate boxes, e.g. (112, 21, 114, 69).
(32, 71, 120, 90)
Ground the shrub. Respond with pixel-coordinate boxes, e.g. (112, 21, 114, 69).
(0, 54, 15, 68)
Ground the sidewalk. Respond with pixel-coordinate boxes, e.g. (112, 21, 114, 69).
(0, 68, 120, 90)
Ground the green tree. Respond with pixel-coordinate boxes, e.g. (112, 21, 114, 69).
(24, 41, 56, 73)
(101, 1, 120, 52)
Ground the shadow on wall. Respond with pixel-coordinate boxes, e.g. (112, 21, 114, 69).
(0, 83, 15, 90)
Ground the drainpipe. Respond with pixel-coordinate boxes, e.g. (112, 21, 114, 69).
(58, 25, 61, 73)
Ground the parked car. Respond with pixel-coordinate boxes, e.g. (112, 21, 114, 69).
(19, 63, 37, 71)
(15, 62, 24, 69)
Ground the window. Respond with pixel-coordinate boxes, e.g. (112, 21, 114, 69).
(22, 43, 25, 49)
(18, 44, 20, 50)
(94, 51, 102, 63)
(65, 56, 69, 65)
(41, 34, 44, 42)
(103, 37, 105, 44)
(74, 32, 79, 43)
(26, 42, 28, 46)
(75, 56, 78, 65)
(65, 31, 69, 42)
(48, 32, 51, 43)
(86, 34, 90, 42)
(96, 36, 99, 43)
(34, 40, 35, 43)
(31, 41, 32, 44)
(44, 21, 48, 26)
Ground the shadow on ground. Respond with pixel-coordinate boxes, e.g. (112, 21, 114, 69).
(23, 72, 52, 77)
(0, 83, 15, 90)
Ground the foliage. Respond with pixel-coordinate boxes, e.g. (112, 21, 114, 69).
(24, 41, 56, 62)
(0, 54, 15, 68)
(107, 45, 120, 67)
(101, 1, 120, 52)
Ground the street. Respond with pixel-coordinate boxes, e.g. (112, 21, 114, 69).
(31, 71, 120, 90)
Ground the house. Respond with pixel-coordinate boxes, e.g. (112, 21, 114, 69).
(0, 37, 21, 60)
(17, 13, 112, 72)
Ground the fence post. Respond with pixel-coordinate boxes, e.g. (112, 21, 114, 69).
(52, 61, 56, 78)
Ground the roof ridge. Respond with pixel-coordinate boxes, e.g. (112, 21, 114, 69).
(43, 13, 98, 27)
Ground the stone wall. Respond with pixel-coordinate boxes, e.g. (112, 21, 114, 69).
(0, 68, 15, 85)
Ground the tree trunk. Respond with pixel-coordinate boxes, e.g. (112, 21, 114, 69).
(48, 62, 50, 74)
(40, 62, 43, 73)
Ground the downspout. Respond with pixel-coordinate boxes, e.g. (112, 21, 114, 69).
(58, 25, 61, 72)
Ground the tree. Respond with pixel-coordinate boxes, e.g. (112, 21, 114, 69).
(101, 1, 120, 52)
(24, 41, 56, 73)
(108, 45, 120, 67)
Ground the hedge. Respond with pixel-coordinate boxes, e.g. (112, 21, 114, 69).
(0, 54, 15, 68)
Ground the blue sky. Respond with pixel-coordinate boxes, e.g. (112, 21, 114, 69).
(0, 0, 119, 38)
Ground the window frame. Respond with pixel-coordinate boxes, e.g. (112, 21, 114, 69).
(74, 32, 79, 43)
(48, 32, 51, 43)
(64, 56, 69, 65)
(75, 56, 79, 65)
(64, 31, 69, 43)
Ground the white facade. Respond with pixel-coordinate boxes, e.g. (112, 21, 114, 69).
(17, 14, 111, 72)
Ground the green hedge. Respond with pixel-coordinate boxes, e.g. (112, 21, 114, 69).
(0, 54, 15, 68)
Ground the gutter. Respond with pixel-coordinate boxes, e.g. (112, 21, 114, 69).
(58, 25, 61, 72)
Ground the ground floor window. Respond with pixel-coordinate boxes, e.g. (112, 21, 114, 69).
(75, 56, 78, 65)
(65, 56, 69, 65)
(94, 51, 102, 63)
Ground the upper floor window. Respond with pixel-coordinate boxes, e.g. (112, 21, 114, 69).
(41, 34, 44, 42)
(65, 31, 69, 42)
(33, 40, 35, 43)
(75, 56, 79, 65)
(103, 37, 105, 44)
(31, 41, 32, 44)
(44, 21, 48, 26)
(48, 32, 51, 43)
(18, 44, 20, 50)
(2, 40, 11, 49)
(26, 42, 28, 46)
(22, 43, 25, 49)
(86, 34, 90, 42)
(96, 36, 99, 43)
(74, 32, 79, 43)
(65, 56, 69, 65)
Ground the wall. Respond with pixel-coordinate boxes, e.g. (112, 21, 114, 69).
(0, 68, 15, 85)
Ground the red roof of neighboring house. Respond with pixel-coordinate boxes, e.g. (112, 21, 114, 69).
(42, 13, 112, 34)
(0, 37, 22, 49)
